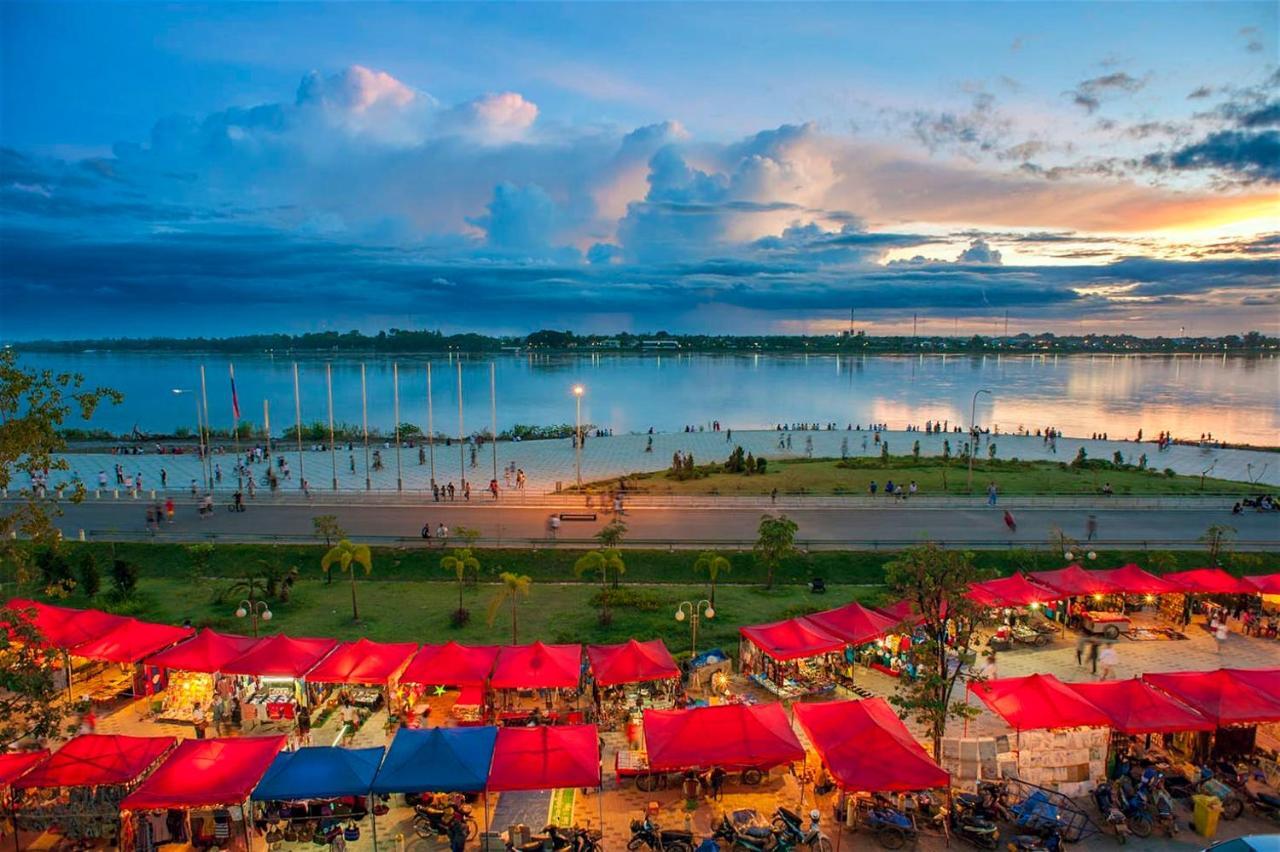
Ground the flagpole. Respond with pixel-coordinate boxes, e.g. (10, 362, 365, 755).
(426, 364, 436, 488)
(229, 363, 243, 489)
(393, 362, 403, 492)
(361, 363, 371, 491)
(326, 363, 338, 491)
(199, 364, 213, 491)
(292, 362, 305, 490)
(456, 360, 465, 490)
(490, 361, 498, 485)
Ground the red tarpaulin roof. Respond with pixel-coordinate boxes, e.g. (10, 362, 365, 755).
(803, 601, 901, 645)
(871, 599, 923, 625)
(487, 725, 600, 791)
(401, 642, 499, 687)
(72, 619, 193, 664)
(1028, 564, 1125, 598)
(971, 674, 1111, 731)
(305, 638, 418, 685)
(793, 699, 950, 792)
(586, 639, 679, 686)
(643, 703, 805, 771)
(490, 642, 582, 690)
(15, 735, 176, 789)
(1145, 669, 1280, 726)
(1246, 574, 1280, 595)
(1090, 564, 1176, 595)
(219, 634, 338, 678)
(1161, 568, 1251, 595)
(1066, 679, 1214, 734)
(145, 628, 262, 673)
(968, 573, 1054, 608)
(1224, 668, 1280, 703)
(121, 736, 286, 810)
(0, 751, 48, 787)
(4, 599, 132, 649)
(739, 618, 844, 661)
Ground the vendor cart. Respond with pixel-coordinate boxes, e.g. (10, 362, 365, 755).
(1081, 611, 1131, 640)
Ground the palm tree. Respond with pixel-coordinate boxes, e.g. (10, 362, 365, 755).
(321, 539, 372, 622)
(693, 551, 731, 607)
(487, 572, 532, 643)
(574, 548, 625, 624)
(441, 547, 480, 623)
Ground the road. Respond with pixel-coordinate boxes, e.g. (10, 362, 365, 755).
(35, 497, 1280, 549)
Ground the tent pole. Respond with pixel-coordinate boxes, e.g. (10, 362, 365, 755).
(483, 789, 490, 845)
(596, 784, 604, 839)
(370, 794, 379, 852)
(243, 800, 254, 851)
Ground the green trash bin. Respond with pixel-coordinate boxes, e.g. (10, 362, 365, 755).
(1192, 793, 1222, 838)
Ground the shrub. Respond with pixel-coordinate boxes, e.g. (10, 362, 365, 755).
(110, 559, 140, 599)
(77, 552, 100, 598)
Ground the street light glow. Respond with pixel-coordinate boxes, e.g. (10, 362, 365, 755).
(572, 384, 584, 396)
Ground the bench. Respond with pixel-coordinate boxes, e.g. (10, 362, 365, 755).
(558, 512, 597, 521)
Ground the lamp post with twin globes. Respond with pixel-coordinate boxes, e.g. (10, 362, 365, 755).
(235, 599, 272, 638)
(675, 599, 714, 658)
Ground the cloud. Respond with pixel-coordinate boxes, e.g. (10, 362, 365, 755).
(1187, 86, 1214, 100)
(1143, 129, 1280, 184)
(1066, 72, 1146, 113)
(441, 92, 539, 143)
(956, 239, 1003, 265)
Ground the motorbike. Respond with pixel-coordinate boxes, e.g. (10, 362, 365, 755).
(771, 808, 832, 852)
(413, 797, 478, 840)
(1006, 826, 1063, 852)
(1093, 781, 1137, 844)
(507, 824, 600, 852)
(629, 817, 694, 852)
(713, 813, 778, 852)
(948, 794, 1001, 849)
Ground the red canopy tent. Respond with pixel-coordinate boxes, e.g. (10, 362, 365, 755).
(1090, 564, 1175, 595)
(1246, 575, 1280, 595)
(871, 599, 923, 625)
(740, 618, 844, 661)
(71, 619, 194, 664)
(401, 641, 499, 687)
(1145, 669, 1280, 726)
(586, 639, 679, 686)
(487, 725, 601, 791)
(1066, 679, 1214, 734)
(1161, 568, 1251, 595)
(219, 635, 338, 678)
(793, 698, 950, 792)
(643, 703, 805, 771)
(803, 601, 900, 645)
(1028, 564, 1124, 598)
(144, 628, 261, 673)
(305, 638, 418, 685)
(490, 642, 582, 690)
(14, 735, 176, 789)
(0, 752, 49, 787)
(120, 736, 286, 811)
(1223, 668, 1280, 703)
(4, 599, 132, 649)
(968, 573, 1055, 608)
(970, 674, 1111, 731)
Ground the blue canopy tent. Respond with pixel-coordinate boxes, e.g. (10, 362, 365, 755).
(372, 726, 498, 794)
(251, 746, 385, 801)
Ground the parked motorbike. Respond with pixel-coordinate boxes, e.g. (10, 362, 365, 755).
(629, 817, 694, 852)
(412, 797, 478, 840)
(1006, 826, 1063, 852)
(507, 824, 598, 852)
(1093, 781, 1135, 844)
(948, 794, 1001, 849)
(771, 808, 832, 852)
(713, 813, 777, 852)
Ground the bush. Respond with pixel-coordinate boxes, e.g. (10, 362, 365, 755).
(36, 548, 73, 588)
(450, 608, 471, 627)
(756, 457, 767, 473)
(77, 552, 100, 598)
(591, 587, 667, 612)
(110, 559, 140, 599)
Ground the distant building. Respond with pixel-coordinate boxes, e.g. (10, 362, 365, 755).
(641, 339, 680, 349)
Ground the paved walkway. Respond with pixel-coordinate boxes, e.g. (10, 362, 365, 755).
(26, 430, 1280, 497)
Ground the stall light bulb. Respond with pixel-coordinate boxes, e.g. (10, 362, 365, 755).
(1030, 602, 1040, 609)
(1093, 594, 1103, 602)
(1145, 595, 1155, 603)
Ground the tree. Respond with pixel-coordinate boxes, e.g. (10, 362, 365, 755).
(110, 558, 140, 600)
(76, 551, 100, 598)
(693, 551, 731, 606)
(312, 515, 346, 548)
(185, 542, 215, 589)
(754, 514, 798, 589)
(595, 519, 628, 587)
(487, 571, 532, 643)
(884, 543, 988, 760)
(574, 549, 625, 624)
(0, 350, 121, 584)
(0, 602, 64, 745)
(1200, 523, 1236, 566)
(441, 547, 480, 625)
(321, 540, 372, 621)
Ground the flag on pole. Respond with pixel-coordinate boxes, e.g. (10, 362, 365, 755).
(229, 364, 242, 421)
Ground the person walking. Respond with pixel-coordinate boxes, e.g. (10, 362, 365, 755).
(1085, 514, 1098, 541)
(987, 481, 998, 506)
(296, 704, 312, 746)
(1003, 509, 1017, 533)
(1098, 643, 1119, 680)
(1086, 639, 1100, 676)
(1215, 618, 1229, 653)
(192, 703, 208, 739)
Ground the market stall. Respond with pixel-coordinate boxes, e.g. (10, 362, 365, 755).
(586, 639, 680, 729)
(69, 618, 194, 705)
(3, 599, 134, 696)
(304, 638, 418, 732)
(1162, 568, 1252, 633)
(219, 635, 339, 727)
(738, 617, 844, 697)
(489, 642, 584, 723)
(1243, 576, 1280, 638)
(373, 726, 498, 795)
(399, 641, 500, 725)
(1081, 564, 1181, 634)
(12, 734, 177, 848)
(794, 698, 950, 791)
(803, 601, 903, 685)
(487, 724, 602, 791)
(0, 751, 48, 850)
(641, 702, 804, 787)
(967, 573, 1059, 649)
(120, 735, 287, 851)
(251, 746, 385, 846)
(969, 674, 1112, 796)
(1066, 678, 1215, 772)
(1144, 669, 1280, 760)
(1029, 564, 1131, 634)
(144, 628, 262, 724)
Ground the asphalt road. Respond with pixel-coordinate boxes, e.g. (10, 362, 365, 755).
(36, 498, 1280, 549)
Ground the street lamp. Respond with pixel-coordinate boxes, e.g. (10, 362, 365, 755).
(967, 388, 992, 490)
(572, 384, 585, 489)
(675, 599, 714, 657)
(173, 389, 212, 491)
(235, 599, 272, 637)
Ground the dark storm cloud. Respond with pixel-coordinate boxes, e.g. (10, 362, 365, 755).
(1143, 129, 1280, 183)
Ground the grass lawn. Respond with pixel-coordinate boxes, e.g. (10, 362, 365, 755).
(80, 578, 878, 656)
(604, 455, 1255, 496)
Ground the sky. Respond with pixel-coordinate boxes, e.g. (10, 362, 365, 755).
(1, 2, 1277, 339)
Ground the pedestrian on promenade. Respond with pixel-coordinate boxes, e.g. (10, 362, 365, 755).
(1003, 510, 1017, 533)
(987, 482, 998, 506)
(771, 488, 778, 505)
(1215, 618, 1229, 653)
(1086, 514, 1098, 541)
